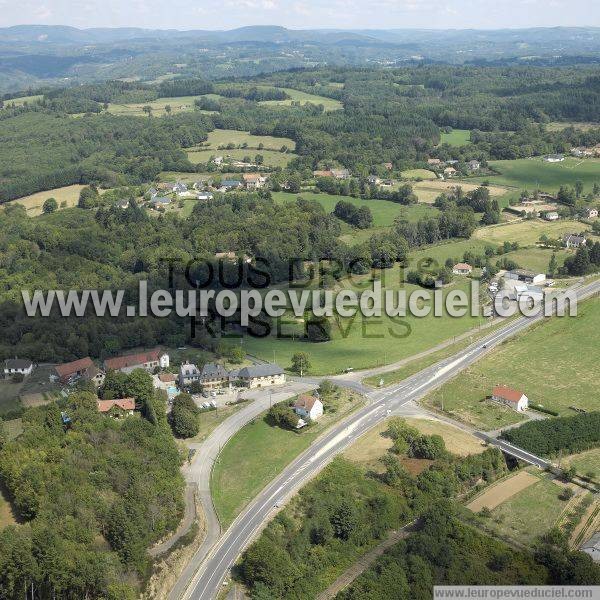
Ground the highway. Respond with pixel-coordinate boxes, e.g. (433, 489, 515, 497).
(178, 278, 600, 600)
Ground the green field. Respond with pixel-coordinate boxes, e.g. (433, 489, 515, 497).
(260, 88, 343, 112)
(504, 247, 569, 273)
(199, 128, 296, 151)
(272, 191, 438, 229)
(243, 272, 485, 375)
(3, 184, 86, 216)
(2, 94, 43, 108)
(487, 473, 568, 545)
(187, 148, 294, 168)
(546, 122, 600, 132)
(440, 129, 471, 146)
(564, 448, 600, 480)
(475, 157, 600, 193)
(211, 388, 361, 528)
(474, 219, 589, 246)
(423, 297, 600, 429)
(401, 169, 437, 180)
(106, 95, 213, 117)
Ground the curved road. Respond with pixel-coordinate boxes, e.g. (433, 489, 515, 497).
(178, 279, 600, 599)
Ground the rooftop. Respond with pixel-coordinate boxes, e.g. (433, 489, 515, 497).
(492, 385, 525, 403)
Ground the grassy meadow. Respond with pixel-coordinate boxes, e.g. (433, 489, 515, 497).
(3, 184, 85, 216)
(260, 88, 343, 111)
(187, 147, 294, 168)
(473, 219, 591, 246)
(106, 95, 214, 117)
(423, 297, 600, 429)
(412, 180, 509, 205)
(401, 169, 437, 180)
(440, 129, 472, 146)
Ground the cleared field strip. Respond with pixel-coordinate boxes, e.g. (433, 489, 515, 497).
(467, 470, 538, 512)
(413, 180, 508, 204)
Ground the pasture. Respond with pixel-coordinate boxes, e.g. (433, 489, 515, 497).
(3, 184, 85, 215)
(200, 128, 296, 151)
(401, 169, 437, 180)
(564, 448, 600, 480)
(107, 95, 214, 117)
(546, 122, 600, 132)
(423, 297, 600, 428)
(412, 180, 508, 204)
(473, 219, 590, 245)
(2, 94, 43, 108)
(260, 88, 343, 111)
(187, 147, 294, 168)
(467, 470, 538, 512)
(475, 157, 600, 194)
(440, 129, 471, 146)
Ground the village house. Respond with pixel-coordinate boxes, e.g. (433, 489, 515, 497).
(55, 357, 95, 384)
(104, 349, 169, 374)
(427, 158, 442, 166)
(367, 175, 381, 185)
(383, 162, 393, 170)
(3, 358, 34, 378)
(172, 182, 188, 196)
(151, 196, 171, 207)
(505, 269, 546, 285)
(178, 362, 202, 387)
(452, 263, 473, 275)
(571, 147, 594, 158)
(331, 168, 350, 180)
(491, 386, 529, 412)
(97, 398, 136, 418)
(584, 207, 598, 219)
(243, 173, 267, 190)
(293, 394, 324, 421)
(212, 156, 224, 166)
(214, 251, 252, 263)
(147, 187, 158, 198)
(544, 211, 559, 221)
(467, 160, 481, 171)
(230, 364, 285, 388)
(197, 192, 214, 201)
(443, 167, 457, 178)
(563, 234, 587, 249)
(220, 179, 243, 191)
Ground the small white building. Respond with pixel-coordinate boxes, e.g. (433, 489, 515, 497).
(543, 154, 564, 163)
(452, 263, 473, 275)
(491, 386, 529, 412)
(3, 359, 34, 378)
(505, 269, 546, 285)
(585, 207, 598, 219)
(293, 395, 324, 421)
(544, 211, 559, 221)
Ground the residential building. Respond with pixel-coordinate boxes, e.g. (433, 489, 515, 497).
(452, 263, 473, 275)
(3, 358, 33, 378)
(97, 398, 136, 417)
(544, 211, 559, 221)
(220, 179, 242, 190)
(383, 162, 393, 170)
(147, 187, 158, 198)
(467, 160, 481, 171)
(230, 364, 285, 388)
(367, 175, 381, 185)
(198, 363, 230, 388)
(214, 251, 252, 263)
(197, 192, 214, 201)
(584, 207, 598, 219)
(293, 395, 324, 421)
(55, 357, 95, 384)
(243, 173, 267, 189)
(491, 386, 529, 412)
(104, 349, 169, 374)
(212, 156, 224, 165)
(427, 158, 442, 166)
(86, 365, 105, 387)
(178, 362, 202, 387)
(331, 168, 350, 180)
(151, 196, 171, 207)
(444, 167, 457, 178)
(505, 269, 546, 285)
(172, 182, 188, 195)
(563, 234, 587, 249)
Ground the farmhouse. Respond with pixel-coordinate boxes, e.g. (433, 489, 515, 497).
(331, 168, 350, 180)
(293, 395, 324, 421)
(383, 162, 393, 170)
(55, 357, 95, 384)
(367, 175, 381, 185)
(97, 398, 135, 418)
(544, 211, 559, 221)
(563, 234, 587, 249)
(212, 156, 224, 165)
(104, 348, 169, 374)
(172, 182, 188, 195)
(505, 269, 546, 285)
(220, 179, 242, 190)
(543, 154, 564, 163)
(584, 207, 598, 219)
(444, 167, 457, 178)
(491, 386, 529, 412)
(242, 173, 267, 189)
(452, 263, 473, 275)
(427, 158, 442, 166)
(197, 192, 214, 201)
(230, 363, 285, 388)
(467, 160, 481, 171)
(151, 196, 171, 207)
(3, 358, 33, 378)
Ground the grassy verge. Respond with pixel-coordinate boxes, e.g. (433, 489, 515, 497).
(211, 387, 363, 528)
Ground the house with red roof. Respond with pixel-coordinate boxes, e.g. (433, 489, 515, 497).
(293, 394, 324, 421)
(103, 348, 169, 374)
(452, 263, 473, 275)
(55, 357, 95, 384)
(491, 386, 529, 412)
(97, 398, 136, 418)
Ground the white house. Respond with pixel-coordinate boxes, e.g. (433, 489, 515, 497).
(585, 207, 598, 219)
(293, 395, 324, 421)
(563, 234, 587, 249)
(4, 358, 33, 378)
(491, 386, 529, 412)
(543, 154, 564, 163)
(467, 160, 481, 171)
(452, 262, 473, 275)
(104, 349, 169, 374)
(544, 211, 559, 221)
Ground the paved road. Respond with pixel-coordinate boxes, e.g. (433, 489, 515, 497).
(178, 278, 600, 599)
(168, 381, 315, 600)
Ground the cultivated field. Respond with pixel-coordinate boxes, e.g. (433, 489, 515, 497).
(440, 129, 472, 146)
(475, 157, 600, 194)
(260, 88, 343, 111)
(412, 180, 508, 204)
(3, 184, 85, 215)
(423, 297, 600, 428)
(473, 219, 589, 246)
(467, 470, 538, 512)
